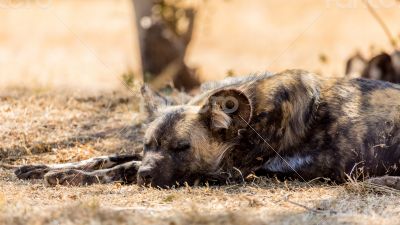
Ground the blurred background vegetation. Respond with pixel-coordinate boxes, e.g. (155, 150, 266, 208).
(0, 0, 399, 93)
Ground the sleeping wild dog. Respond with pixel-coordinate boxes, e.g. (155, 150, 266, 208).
(14, 70, 400, 189)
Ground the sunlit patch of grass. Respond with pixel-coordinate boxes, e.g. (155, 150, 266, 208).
(0, 192, 5, 210)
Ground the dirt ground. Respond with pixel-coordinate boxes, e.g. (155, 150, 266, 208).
(1, 0, 400, 225)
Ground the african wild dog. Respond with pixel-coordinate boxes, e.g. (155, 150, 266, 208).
(15, 69, 400, 189)
(346, 50, 400, 83)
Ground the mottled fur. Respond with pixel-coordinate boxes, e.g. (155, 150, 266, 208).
(15, 70, 400, 189)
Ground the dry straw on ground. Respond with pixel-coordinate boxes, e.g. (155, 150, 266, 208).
(1, 89, 400, 225)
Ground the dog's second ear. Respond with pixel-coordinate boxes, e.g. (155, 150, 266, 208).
(140, 85, 194, 120)
(140, 85, 170, 119)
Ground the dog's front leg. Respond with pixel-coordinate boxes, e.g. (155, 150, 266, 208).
(44, 161, 142, 186)
(14, 154, 142, 180)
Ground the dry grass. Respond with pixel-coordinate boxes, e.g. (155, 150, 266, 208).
(0, 88, 143, 163)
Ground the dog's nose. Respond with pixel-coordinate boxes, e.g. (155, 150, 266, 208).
(138, 167, 153, 184)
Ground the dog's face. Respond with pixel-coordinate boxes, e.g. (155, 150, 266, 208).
(137, 89, 252, 188)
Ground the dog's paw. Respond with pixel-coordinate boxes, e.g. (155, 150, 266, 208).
(15, 165, 50, 180)
(44, 169, 100, 186)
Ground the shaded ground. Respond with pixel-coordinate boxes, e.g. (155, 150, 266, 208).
(0, 88, 144, 164)
(1, 90, 400, 225)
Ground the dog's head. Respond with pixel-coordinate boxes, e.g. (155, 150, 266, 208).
(137, 71, 321, 187)
(137, 87, 252, 188)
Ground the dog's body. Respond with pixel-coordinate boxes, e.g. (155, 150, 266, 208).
(15, 70, 400, 189)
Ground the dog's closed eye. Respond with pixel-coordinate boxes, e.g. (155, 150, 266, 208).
(175, 141, 191, 152)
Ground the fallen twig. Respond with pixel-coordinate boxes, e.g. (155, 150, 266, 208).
(362, 0, 398, 49)
(283, 197, 337, 215)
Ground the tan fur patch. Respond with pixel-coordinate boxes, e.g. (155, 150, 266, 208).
(369, 89, 400, 108)
(255, 70, 321, 150)
(189, 126, 233, 171)
(175, 111, 233, 171)
(211, 108, 232, 130)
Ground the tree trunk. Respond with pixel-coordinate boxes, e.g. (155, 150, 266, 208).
(132, 0, 200, 91)
(132, 0, 154, 77)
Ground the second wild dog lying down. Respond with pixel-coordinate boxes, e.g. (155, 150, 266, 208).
(15, 70, 400, 189)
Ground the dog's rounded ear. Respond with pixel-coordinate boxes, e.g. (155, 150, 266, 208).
(140, 85, 170, 119)
(199, 89, 252, 135)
